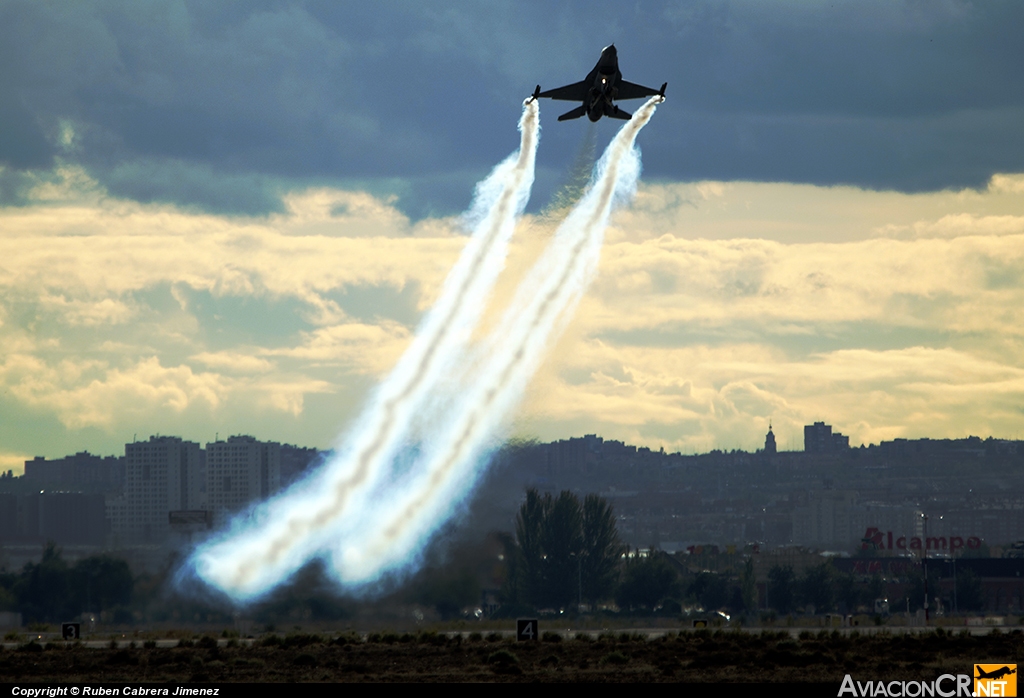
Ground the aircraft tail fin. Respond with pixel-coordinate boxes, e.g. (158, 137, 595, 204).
(557, 105, 588, 121)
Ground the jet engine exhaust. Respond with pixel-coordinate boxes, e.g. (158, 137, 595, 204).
(186, 99, 540, 601)
(323, 96, 663, 585)
(184, 94, 663, 602)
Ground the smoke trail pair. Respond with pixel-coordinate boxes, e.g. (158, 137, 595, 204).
(188, 100, 540, 601)
(325, 95, 664, 585)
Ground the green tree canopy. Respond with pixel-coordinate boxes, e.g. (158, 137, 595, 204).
(767, 565, 796, 615)
(687, 570, 727, 611)
(72, 555, 133, 614)
(540, 491, 583, 609)
(616, 552, 680, 611)
(506, 488, 621, 611)
(15, 542, 72, 622)
(580, 494, 621, 607)
(800, 562, 835, 613)
(954, 567, 984, 612)
(740, 557, 758, 613)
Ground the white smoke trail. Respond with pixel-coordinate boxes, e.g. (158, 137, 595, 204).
(187, 99, 540, 602)
(327, 96, 664, 585)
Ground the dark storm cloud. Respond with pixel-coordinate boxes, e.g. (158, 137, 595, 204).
(2, 0, 1022, 216)
(642, 1, 1024, 191)
(103, 159, 288, 214)
(0, 100, 54, 170)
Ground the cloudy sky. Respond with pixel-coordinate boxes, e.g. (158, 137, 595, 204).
(2, 1, 1023, 472)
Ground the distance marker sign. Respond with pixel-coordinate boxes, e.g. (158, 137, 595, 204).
(517, 619, 538, 641)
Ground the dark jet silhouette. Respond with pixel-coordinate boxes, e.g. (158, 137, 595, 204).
(533, 45, 666, 122)
(976, 666, 1017, 681)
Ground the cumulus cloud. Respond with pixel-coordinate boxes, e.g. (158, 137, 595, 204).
(269, 321, 413, 377)
(277, 189, 413, 238)
(1, 355, 226, 430)
(590, 233, 1024, 336)
(510, 174, 1024, 451)
(190, 351, 275, 374)
(38, 294, 136, 326)
(0, 173, 461, 454)
(519, 341, 1024, 455)
(902, 213, 1024, 239)
(2, 170, 1024, 458)
(612, 177, 1024, 244)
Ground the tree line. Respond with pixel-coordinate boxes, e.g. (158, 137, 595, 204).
(0, 544, 134, 623)
(765, 563, 984, 615)
(0, 498, 989, 626)
(500, 488, 697, 613)
(498, 489, 989, 617)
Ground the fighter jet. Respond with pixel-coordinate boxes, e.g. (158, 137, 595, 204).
(531, 45, 666, 122)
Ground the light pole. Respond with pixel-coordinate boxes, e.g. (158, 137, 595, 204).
(569, 551, 582, 613)
(922, 513, 929, 625)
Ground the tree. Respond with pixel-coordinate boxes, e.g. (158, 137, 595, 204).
(497, 531, 524, 606)
(72, 555, 133, 615)
(411, 566, 480, 620)
(514, 488, 550, 607)
(580, 494, 622, 607)
(835, 572, 861, 613)
(954, 567, 984, 612)
(540, 491, 583, 609)
(616, 552, 680, 611)
(864, 573, 885, 610)
(767, 565, 796, 614)
(740, 557, 758, 612)
(688, 570, 727, 611)
(800, 563, 835, 613)
(14, 543, 78, 622)
(507, 488, 621, 611)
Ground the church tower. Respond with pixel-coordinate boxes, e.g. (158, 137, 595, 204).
(764, 422, 777, 454)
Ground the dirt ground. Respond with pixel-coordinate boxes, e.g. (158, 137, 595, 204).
(1, 629, 1021, 683)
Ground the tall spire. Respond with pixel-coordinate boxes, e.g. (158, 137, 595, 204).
(764, 420, 777, 455)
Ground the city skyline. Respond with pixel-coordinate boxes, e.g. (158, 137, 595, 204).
(9, 423, 1022, 474)
(2, 3, 1023, 474)
(8, 428, 1024, 558)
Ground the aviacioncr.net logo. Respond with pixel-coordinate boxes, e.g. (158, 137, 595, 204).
(839, 674, 973, 697)
(975, 664, 1017, 697)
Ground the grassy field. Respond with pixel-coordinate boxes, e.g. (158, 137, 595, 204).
(1, 628, 1021, 683)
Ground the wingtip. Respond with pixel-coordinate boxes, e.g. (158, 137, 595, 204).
(659, 82, 667, 97)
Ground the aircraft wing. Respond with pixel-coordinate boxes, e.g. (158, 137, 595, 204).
(537, 80, 589, 102)
(616, 79, 665, 101)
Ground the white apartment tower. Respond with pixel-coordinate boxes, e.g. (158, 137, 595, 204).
(119, 435, 204, 544)
(205, 435, 281, 524)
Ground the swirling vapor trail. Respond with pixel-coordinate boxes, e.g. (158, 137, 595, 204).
(187, 100, 540, 601)
(326, 96, 664, 585)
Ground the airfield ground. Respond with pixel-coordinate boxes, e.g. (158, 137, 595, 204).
(1, 627, 1021, 683)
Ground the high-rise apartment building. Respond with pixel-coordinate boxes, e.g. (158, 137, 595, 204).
(804, 421, 850, 453)
(23, 452, 124, 493)
(205, 435, 281, 524)
(117, 436, 204, 544)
